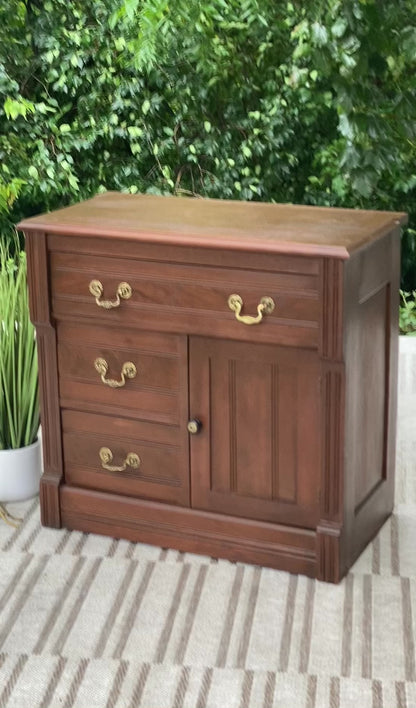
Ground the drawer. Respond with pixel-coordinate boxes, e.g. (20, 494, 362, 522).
(50, 251, 320, 348)
(57, 323, 187, 425)
(62, 410, 189, 506)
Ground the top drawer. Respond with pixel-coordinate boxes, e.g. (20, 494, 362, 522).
(50, 251, 320, 347)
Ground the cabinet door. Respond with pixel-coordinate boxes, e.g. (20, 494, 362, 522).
(189, 337, 321, 528)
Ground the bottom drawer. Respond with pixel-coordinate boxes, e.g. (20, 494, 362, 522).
(62, 410, 189, 506)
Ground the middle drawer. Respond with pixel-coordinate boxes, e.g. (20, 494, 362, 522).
(57, 322, 187, 425)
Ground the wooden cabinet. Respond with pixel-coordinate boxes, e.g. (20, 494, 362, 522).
(19, 193, 407, 582)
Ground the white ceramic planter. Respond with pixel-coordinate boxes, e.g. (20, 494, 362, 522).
(0, 438, 42, 502)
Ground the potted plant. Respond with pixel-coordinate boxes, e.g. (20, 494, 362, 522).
(0, 236, 41, 524)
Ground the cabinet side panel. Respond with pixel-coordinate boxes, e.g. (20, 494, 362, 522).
(353, 284, 390, 509)
(25, 231, 63, 527)
(343, 228, 400, 567)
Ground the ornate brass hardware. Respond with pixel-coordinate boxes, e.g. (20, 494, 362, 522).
(94, 358, 137, 388)
(187, 419, 202, 435)
(99, 447, 140, 472)
(227, 293, 275, 325)
(89, 280, 132, 309)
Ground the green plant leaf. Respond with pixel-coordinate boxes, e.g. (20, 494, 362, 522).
(142, 99, 151, 115)
(0, 240, 39, 449)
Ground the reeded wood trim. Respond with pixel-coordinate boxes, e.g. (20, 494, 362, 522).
(35, 324, 63, 528)
(228, 359, 237, 493)
(25, 229, 63, 527)
(24, 231, 50, 326)
(271, 364, 279, 500)
(320, 259, 344, 360)
(320, 364, 345, 522)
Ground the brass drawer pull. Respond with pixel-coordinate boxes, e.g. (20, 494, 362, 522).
(89, 279, 132, 309)
(94, 358, 137, 388)
(99, 447, 140, 472)
(228, 294, 275, 325)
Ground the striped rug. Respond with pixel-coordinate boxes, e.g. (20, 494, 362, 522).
(0, 338, 415, 708)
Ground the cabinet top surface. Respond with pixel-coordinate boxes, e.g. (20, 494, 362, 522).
(18, 192, 407, 259)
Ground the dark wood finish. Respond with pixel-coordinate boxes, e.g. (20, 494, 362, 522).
(60, 485, 317, 577)
(25, 232, 63, 528)
(62, 410, 189, 506)
(317, 522, 342, 583)
(49, 251, 320, 348)
(20, 194, 407, 581)
(189, 338, 320, 527)
(20, 191, 406, 258)
(47, 233, 322, 273)
(342, 228, 401, 573)
(320, 258, 344, 360)
(57, 322, 184, 425)
(317, 364, 346, 581)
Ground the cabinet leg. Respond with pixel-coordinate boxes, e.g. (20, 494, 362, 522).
(317, 523, 345, 583)
(39, 474, 62, 528)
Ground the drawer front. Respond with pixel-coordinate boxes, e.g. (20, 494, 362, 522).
(50, 251, 320, 348)
(57, 323, 186, 425)
(62, 410, 189, 505)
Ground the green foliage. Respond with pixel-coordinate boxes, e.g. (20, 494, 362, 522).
(1, 0, 415, 285)
(0, 239, 39, 449)
(400, 290, 416, 336)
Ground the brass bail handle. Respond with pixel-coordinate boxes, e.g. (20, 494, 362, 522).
(89, 280, 132, 309)
(94, 358, 137, 388)
(0, 503, 22, 528)
(99, 447, 140, 473)
(228, 294, 275, 325)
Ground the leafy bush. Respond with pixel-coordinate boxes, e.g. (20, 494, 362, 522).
(399, 291, 416, 336)
(1, 0, 415, 286)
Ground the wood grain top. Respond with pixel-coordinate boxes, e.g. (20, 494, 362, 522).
(18, 192, 407, 259)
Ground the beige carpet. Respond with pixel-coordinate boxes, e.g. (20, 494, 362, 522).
(0, 338, 416, 708)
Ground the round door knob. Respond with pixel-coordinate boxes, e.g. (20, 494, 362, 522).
(187, 419, 202, 435)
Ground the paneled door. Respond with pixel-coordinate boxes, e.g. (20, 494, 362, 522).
(189, 337, 321, 528)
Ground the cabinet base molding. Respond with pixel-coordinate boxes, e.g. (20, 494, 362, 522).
(60, 485, 317, 578)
